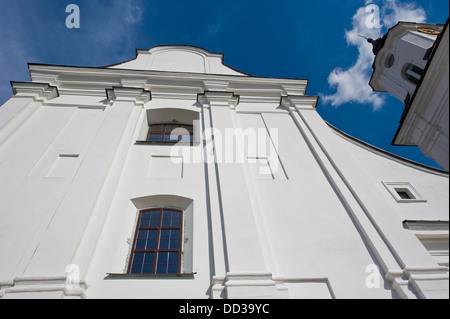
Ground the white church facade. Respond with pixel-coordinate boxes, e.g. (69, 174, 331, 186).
(0, 45, 448, 299)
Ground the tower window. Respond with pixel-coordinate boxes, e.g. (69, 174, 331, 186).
(404, 64, 424, 85)
(146, 122, 193, 144)
(128, 208, 183, 275)
(386, 54, 395, 68)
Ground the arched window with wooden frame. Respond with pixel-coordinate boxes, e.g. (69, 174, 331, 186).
(128, 208, 183, 275)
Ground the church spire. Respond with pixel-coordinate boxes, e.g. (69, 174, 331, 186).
(366, 34, 388, 55)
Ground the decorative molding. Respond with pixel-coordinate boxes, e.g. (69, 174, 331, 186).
(0, 276, 87, 299)
(281, 95, 318, 110)
(386, 266, 449, 299)
(382, 181, 427, 203)
(10, 82, 59, 102)
(27, 63, 307, 101)
(212, 272, 284, 299)
(197, 91, 239, 109)
(106, 87, 151, 106)
(211, 273, 334, 299)
(203, 79, 230, 92)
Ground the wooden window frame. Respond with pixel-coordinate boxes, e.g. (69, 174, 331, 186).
(146, 122, 193, 144)
(128, 208, 183, 275)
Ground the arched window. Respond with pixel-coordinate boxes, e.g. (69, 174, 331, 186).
(128, 208, 183, 274)
(146, 122, 193, 144)
(404, 64, 424, 85)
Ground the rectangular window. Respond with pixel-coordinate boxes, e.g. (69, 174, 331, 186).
(146, 123, 193, 144)
(128, 208, 183, 275)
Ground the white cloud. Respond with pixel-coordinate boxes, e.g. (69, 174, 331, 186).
(322, 0, 427, 111)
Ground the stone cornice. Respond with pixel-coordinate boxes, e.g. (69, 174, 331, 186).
(27, 63, 308, 100)
(10, 81, 59, 102)
(197, 91, 240, 108)
(106, 87, 151, 106)
(281, 95, 318, 110)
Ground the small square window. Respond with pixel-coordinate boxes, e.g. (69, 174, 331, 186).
(395, 190, 411, 200)
(382, 182, 426, 203)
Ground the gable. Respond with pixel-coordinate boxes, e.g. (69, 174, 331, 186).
(108, 45, 248, 76)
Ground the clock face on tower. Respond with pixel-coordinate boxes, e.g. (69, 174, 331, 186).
(417, 27, 441, 35)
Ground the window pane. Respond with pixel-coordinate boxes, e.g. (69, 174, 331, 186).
(170, 229, 180, 249)
(156, 252, 168, 274)
(142, 252, 155, 274)
(169, 251, 179, 263)
(149, 125, 165, 132)
(130, 252, 155, 274)
(170, 239, 179, 249)
(130, 264, 142, 274)
(130, 252, 145, 274)
(159, 229, 170, 249)
(162, 210, 181, 227)
(149, 210, 161, 227)
(146, 229, 158, 249)
(168, 252, 179, 274)
(136, 230, 148, 250)
(158, 229, 180, 249)
(156, 252, 179, 274)
(133, 252, 144, 263)
(140, 211, 151, 227)
(167, 263, 178, 274)
(147, 133, 164, 142)
(140, 209, 161, 227)
(397, 191, 411, 199)
(140, 210, 160, 227)
(163, 133, 178, 142)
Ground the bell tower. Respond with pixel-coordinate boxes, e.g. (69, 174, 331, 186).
(369, 22, 443, 103)
(368, 20, 449, 171)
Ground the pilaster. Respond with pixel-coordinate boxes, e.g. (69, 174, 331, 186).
(0, 82, 59, 147)
(282, 94, 448, 299)
(18, 87, 150, 290)
(199, 92, 276, 298)
(72, 87, 152, 280)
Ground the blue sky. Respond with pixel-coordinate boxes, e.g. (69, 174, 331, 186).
(0, 0, 448, 169)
